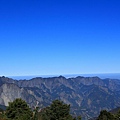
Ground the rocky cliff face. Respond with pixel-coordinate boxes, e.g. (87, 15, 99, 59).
(0, 76, 120, 119)
(0, 80, 37, 107)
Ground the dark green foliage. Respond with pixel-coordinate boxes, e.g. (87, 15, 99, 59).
(0, 109, 7, 120)
(0, 108, 3, 113)
(39, 100, 77, 120)
(50, 100, 70, 119)
(5, 98, 33, 120)
(97, 110, 115, 120)
(114, 110, 120, 120)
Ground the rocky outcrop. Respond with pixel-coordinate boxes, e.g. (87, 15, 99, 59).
(0, 83, 37, 107)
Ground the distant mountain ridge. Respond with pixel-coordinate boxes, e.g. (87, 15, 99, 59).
(0, 76, 120, 119)
(8, 73, 120, 80)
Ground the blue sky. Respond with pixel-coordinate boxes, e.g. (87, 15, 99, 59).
(0, 0, 120, 76)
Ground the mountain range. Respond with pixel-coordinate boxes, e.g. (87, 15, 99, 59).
(0, 75, 120, 119)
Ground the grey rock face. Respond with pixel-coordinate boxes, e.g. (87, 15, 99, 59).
(0, 83, 37, 107)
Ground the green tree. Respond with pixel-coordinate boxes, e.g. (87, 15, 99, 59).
(39, 100, 76, 120)
(97, 110, 115, 120)
(5, 98, 33, 120)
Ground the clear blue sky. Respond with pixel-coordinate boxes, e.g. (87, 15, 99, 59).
(0, 0, 120, 76)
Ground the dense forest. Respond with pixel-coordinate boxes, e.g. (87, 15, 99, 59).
(0, 98, 120, 120)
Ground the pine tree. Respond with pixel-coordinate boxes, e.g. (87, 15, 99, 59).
(39, 100, 77, 120)
(97, 110, 115, 120)
(5, 98, 33, 120)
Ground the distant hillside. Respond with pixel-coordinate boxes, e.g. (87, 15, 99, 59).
(8, 73, 120, 80)
(110, 107, 120, 114)
(0, 76, 120, 119)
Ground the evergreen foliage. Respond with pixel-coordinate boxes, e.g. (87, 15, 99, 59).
(39, 100, 78, 120)
(5, 98, 33, 120)
(114, 110, 120, 120)
(97, 110, 115, 120)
